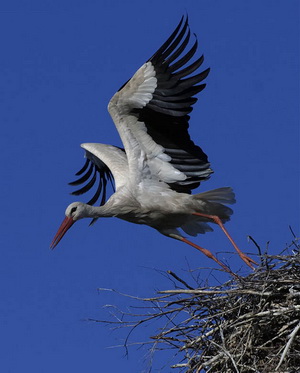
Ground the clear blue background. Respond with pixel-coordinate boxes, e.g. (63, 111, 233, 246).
(0, 1, 299, 372)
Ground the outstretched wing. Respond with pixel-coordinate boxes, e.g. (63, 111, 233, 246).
(68, 143, 128, 207)
(108, 16, 213, 194)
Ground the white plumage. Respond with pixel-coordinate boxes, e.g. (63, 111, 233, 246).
(51, 17, 256, 272)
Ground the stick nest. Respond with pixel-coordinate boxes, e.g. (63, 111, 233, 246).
(99, 237, 300, 372)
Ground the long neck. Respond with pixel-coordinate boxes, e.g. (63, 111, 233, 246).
(84, 203, 116, 218)
(82, 191, 139, 219)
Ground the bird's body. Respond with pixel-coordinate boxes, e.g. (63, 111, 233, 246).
(67, 141, 235, 238)
(69, 183, 233, 236)
(51, 17, 256, 271)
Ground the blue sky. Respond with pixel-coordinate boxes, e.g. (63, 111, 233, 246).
(0, 1, 299, 372)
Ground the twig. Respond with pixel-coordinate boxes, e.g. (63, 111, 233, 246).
(275, 321, 300, 371)
(167, 270, 194, 290)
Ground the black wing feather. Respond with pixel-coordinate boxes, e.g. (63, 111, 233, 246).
(69, 152, 115, 209)
(150, 16, 185, 64)
(71, 168, 97, 195)
(168, 38, 198, 72)
(75, 158, 89, 176)
(69, 162, 94, 186)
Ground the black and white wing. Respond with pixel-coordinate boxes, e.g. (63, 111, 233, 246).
(108, 16, 213, 193)
(68, 143, 127, 207)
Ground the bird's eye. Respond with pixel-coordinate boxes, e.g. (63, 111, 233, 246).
(70, 207, 77, 215)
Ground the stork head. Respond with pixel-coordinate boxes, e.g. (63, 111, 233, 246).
(50, 202, 87, 249)
(65, 202, 87, 221)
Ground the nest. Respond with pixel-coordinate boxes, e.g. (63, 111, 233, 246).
(97, 235, 300, 373)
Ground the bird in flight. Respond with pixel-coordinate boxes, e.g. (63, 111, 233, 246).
(51, 16, 256, 273)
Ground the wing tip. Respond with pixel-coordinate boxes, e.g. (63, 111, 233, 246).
(80, 143, 90, 150)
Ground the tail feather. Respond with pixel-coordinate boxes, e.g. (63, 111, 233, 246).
(205, 203, 233, 222)
(192, 187, 235, 224)
(181, 221, 213, 236)
(193, 187, 236, 204)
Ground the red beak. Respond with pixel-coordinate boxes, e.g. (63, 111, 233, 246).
(50, 216, 75, 249)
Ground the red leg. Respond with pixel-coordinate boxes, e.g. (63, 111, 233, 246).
(179, 236, 239, 278)
(193, 212, 257, 269)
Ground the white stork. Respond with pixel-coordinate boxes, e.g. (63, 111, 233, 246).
(50, 16, 256, 272)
